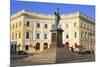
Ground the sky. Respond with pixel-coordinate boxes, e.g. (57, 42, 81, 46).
(10, 0, 95, 19)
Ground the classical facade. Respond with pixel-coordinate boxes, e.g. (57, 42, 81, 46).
(10, 10, 95, 53)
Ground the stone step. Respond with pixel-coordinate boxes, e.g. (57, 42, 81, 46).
(22, 54, 94, 63)
(21, 48, 94, 63)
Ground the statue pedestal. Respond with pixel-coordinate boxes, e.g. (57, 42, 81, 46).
(50, 28, 64, 48)
(50, 28, 70, 62)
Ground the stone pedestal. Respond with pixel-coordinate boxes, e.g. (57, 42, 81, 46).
(50, 28, 70, 62)
(50, 28, 64, 48)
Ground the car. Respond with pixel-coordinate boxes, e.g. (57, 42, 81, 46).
(16, 51, 28, 55)
(78, 49, 86, 54)
(74, 48, 86, 54)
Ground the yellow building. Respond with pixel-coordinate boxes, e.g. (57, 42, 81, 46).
(10, 10, 95, 53)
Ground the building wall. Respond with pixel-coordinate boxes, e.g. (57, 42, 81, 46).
(11, 15, 25, 51)
(79, 16, 95, 51)
(10, 10, 95, 53)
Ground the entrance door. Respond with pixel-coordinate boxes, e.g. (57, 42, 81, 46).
(44, 43, 48, 49)
(65, 42, 69, 48)
(26, 45, 29, 50)
(75, 43, 77, 48)
(36, 43, 40, 50)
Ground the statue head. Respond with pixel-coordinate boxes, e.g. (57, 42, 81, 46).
(54, 8, 60, 15)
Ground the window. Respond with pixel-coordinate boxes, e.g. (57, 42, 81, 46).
(37, 23, 40, 28)
(15, 33, 17, 39)
(12, 34, 14, 40)
(13, 24, 14, 29)
(84, 24, 86, 28)
(90, 25, 92, 30)
(66, 24, 68, 28)
(81, 31, 83, 38)
(87, 25, 89, 29)
(19, 22, 21, 27)
(86, 25, 88, 29)
(85, 32, 87, 39)
(66, 34, 69, 39)
(44, 34, 47, 39)
(81, 33, 82, 38)
(80, 23, 82, 27)
(74, 22, 76, 27)
(27, 21, 30, 26)
(74, 32, 77, 38)
(88, 33, 89, 39)
(26, 32, 29, 39)
(86, 32, 88, 39)
(19, 32, 21, 39)
(44, 24, 48, 28)
(36, 33, 40, 39)
(16, 23, 18, 28)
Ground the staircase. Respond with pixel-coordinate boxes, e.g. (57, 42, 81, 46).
(22, 48, 94, 63)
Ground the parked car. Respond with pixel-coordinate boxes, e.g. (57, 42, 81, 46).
(74, 48, 86, 54)
(16, 51, 28, 55)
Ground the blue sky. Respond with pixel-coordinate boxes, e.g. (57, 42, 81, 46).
(11, 0, 95, 19)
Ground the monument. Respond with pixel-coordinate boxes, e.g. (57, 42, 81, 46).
(50, 8, 64, 48)
(50, 8, 70, 62)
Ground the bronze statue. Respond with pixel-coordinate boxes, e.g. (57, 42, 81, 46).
(54, 8, 61, 29)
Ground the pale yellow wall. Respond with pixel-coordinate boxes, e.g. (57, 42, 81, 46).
(10, 10, 95, 52)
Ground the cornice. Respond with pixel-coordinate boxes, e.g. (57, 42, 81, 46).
(11, 10, 95, 23)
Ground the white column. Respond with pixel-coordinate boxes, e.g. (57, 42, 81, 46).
(69, 22, 71, 39)
(41, 23, 44, 40)
(48, 23, 51, 41)
(33, 21, 36, 40)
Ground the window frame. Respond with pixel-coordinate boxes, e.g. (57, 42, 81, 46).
(26, 21, 30, 26)
(44, 24, 48, 29)
(44, 33, 47, 39)
(36, 33, 40, 39)
(37, 23, 40, 28)
(26, 32, 29, 39)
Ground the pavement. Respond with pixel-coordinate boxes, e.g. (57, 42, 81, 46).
(10, 54, 95, 67)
